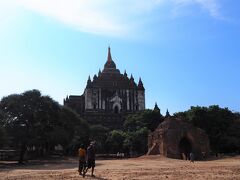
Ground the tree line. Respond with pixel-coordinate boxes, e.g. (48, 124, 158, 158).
(0, 90, 163, 163)
(0, 89, 240, 163)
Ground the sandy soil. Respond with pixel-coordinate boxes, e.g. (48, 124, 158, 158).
(0, 156, 240, 180)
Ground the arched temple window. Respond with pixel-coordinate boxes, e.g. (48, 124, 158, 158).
(136, 105, 139, 110)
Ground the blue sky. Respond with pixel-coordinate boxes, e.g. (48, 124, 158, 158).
(0, 0, 239, 114)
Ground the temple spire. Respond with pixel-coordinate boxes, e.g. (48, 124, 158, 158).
(87, 75, 92, 88)
(138, 78, 143, 85)
(124, 70, 128, 77)
(107, 46, 112, 62)
(154, 102, 160, 112)
(166, 109, 170, 117)
(130, 74, 134, 82)
(138, 77, 144, 90)
(103, 46, 119, 74)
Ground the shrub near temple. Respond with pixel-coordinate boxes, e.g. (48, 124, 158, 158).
(105, 110, 163, 155)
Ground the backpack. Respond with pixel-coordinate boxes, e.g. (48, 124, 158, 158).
(79, 148, 86, 157)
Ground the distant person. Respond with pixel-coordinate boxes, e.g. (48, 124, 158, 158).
(181, 153, 186, 160)
(190, 152, 195, 163)
(83, 141, 96, 178)
(202, 152, 206, 159)
(78, 144, 86, 175)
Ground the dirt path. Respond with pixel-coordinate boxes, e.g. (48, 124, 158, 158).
(1, 156, 240, 180)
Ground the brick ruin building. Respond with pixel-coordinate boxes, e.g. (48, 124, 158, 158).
(147, 117, 210, 160)
(64, 47, 145, 129)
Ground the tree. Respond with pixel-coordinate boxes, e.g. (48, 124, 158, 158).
(124, 109, 163, 132)
(0, 110, 7, 148)
(106, 130, 126, 153)
(222, 119, 240, 153)
(0, 90, 92, 162)
(122, 110, 163, 155)
(124, 127, 148, 155)
(59, 106, 90, 155)
(0, 93, 30, 163)
(0, 90, 59, 163)
(89, 125, 109, 153)
(28, 93, 61, 156)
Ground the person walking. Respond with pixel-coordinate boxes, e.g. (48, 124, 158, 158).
(78, 144, 86, 175)
(83, 141, 96, 178)
(190, 152, 195, 163)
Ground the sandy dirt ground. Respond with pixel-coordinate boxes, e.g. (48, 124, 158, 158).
(0, 155, 240, 180)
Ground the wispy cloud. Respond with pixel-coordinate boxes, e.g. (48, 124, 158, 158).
(3, 0, 222, 37)
(171, 0, 221, 18)
(195, 0, 220, 18)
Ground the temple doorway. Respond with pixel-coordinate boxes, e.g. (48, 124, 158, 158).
(179, 137, 192, 160)
(114, 106, 119, 114)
